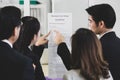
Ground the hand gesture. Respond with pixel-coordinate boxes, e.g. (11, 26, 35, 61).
(35, 32, 50, 46)
(54, 30, 64, 45)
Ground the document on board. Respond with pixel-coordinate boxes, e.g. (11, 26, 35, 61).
(48, 13, 72, 79)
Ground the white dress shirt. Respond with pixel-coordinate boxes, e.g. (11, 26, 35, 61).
(2, 39, 13, 48)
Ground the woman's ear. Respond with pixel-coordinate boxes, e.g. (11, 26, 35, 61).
(31, 34, 38, 45)
(33, 34, 37, 41)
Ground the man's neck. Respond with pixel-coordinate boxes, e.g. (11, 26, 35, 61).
(8, 37, 15, 45)
(99, 28, 113, 38)
(99, 28, 112, 36)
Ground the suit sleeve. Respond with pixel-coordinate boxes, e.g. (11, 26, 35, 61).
(35, 60, 46, 80)
(57, 42, 71, 70)
(23, 58, 35, 80)
(32, 45, 45, 60)
(32, 45, 46, 80)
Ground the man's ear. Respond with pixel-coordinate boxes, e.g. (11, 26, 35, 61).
(13, 27, 20, 38)
(98, 20, 105, 28)
(12, 27, 17, 36)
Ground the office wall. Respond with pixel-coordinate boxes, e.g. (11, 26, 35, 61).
(53, 0, 89, 33)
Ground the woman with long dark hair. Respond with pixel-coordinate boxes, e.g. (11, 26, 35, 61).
(54, 28, 113, 80)
(14, 16, 49, 80)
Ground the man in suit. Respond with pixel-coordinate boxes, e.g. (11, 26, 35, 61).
(86, 4, 120, 80)
(0, 6, 34, 80)
(54, 4, 120, 80)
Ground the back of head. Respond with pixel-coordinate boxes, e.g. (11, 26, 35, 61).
(71, 28, 109, 80)
(0, 6, 21, 40)
(14, 16, 40, 52)
(86, 4, 116, 28)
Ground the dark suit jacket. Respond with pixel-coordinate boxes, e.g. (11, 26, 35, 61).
(100, 32, 120, 80)
(20, 45, 46, 80)
(0, 41, 34, 80)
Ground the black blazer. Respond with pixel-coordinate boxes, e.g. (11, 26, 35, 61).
(100, 32, 120, 80)
(0, 41, 34, 80)
(20, 45, 46, 80)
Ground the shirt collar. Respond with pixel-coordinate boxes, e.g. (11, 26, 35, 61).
(98, 30, 113, 39)
(2, 39, 13, 48)
(28, 45, 32, 51)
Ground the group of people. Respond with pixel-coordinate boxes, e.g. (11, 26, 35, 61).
(0, 6, 48, 80)
(54, 4, 120, 80)
(0, 3, 120, 80)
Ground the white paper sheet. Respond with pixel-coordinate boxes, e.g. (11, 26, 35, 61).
(48, 13, 72, 79)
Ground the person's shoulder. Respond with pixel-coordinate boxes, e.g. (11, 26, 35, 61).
(63, 69, 84, 80)
(13, 49, 32, 63)
(58, 42, 67, 47)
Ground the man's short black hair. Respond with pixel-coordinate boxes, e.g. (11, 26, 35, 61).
(86, 4, 116, 28)
(0, 6, 21, 40)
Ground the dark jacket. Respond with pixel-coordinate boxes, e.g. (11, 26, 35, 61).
(0, 41, 34, 80)
(100, 32, 120, 80)
(21, 45, 46, 80)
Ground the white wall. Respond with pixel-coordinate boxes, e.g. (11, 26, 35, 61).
(53, 0, 89, 33)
